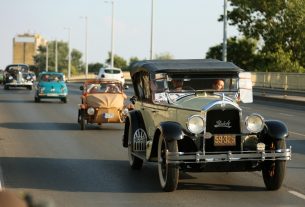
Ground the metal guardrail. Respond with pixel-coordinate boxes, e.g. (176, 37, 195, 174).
(252, 72, 305, 92)
(68, 72, 305, 92)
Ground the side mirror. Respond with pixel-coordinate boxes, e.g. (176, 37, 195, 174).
(130, 96, 137, 104)
(238, 72, 253, 103)
(80, 85, 84, 91)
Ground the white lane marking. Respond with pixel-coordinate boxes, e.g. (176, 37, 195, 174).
(279, 113, 294, 117)
(289, 131, 305, 138)
(289, 191, 305, 201)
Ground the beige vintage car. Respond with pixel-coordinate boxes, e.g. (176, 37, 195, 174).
(78, 79, 129, 130)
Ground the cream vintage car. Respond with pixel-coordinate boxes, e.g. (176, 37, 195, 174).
(122, 59, 291, 192)
(78, 79, 129, 130)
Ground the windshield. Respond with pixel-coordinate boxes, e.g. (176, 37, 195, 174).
(152, 74, 239, 103)
(40, 74, 64, 82)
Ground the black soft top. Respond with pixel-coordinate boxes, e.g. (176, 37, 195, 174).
(130, 59, 243, 77)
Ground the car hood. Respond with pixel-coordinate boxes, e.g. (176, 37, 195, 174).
(174, 95, 239, 111)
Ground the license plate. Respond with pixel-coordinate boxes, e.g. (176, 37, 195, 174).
(214, 134, 236, 146)
(103, 113, 114, 119)
(46, 93, 58, 96)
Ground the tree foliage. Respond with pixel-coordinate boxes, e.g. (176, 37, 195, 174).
(33, 41, 84, 75)
(220, 0, 305, 72)
(105, 52, 127, 70)
(155, 52, 174, 60)
(206, 37, 259, 71)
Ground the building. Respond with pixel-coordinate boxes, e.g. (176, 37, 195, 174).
(13, 33, 46, 65)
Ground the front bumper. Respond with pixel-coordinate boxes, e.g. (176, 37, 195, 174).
(166, 147, 291, 164)
(5, 82, 33, 86)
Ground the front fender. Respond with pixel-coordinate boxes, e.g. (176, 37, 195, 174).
(158, 121, 183, 142)
(262, 120, 289, 140)
(122, 110, 145, 148)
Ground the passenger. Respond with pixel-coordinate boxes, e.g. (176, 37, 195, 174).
(213, 79, 225, 91)
(172, 79, 183, 91)
(105, 84, 120, 93)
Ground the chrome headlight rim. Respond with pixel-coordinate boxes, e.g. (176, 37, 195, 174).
(87, 107, 95, 115)
(245, 113, 265, 133)
(187, 115, 205, 134)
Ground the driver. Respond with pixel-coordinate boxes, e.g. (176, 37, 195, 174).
(172, 79, 183, 91)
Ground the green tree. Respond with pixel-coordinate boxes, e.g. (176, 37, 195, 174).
(155, 52, 174, 60)
(89, 62, 104, 73)
(206, 37, 259, 71)
(33, 41, 84, 75)
(105, 52, 127, 70)
(222, 0, 305, 72)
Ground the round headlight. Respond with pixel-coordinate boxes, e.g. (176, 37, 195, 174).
(187, 115, 205, 134)
(87, 107, 95, 115)
(245, 114, 265, 133)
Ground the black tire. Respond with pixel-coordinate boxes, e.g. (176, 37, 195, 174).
(34, 97, 40, 103)
(28, 86, 33, 90)
(158, 135, 179, 192)
(80, 110, 86, 130)
(4, 85, 9, 90)
(262, 139, 287, 190)
(62, 97, 67, 103)
(128, 119, 144, 169)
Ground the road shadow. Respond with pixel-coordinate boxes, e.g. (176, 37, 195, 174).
(0, 157, 268, 193)
(0, 157, 160, 193)
(0, 122, 124, 131)
(0, 122, 79, 130)
(0, 99, 35, 104)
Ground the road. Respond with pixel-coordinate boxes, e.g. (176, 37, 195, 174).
(0, 83, 305, 207)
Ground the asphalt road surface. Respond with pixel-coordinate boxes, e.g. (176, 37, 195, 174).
(0, 83, 304, 207)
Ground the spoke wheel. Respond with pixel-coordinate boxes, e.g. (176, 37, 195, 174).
(128, 119, 144, 169)
(262, 139, 287, 190)
(158, 135, 179, 192)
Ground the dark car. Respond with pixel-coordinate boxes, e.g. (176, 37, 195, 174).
(3, 64, 34, 90)
(122, 59, 291, 192)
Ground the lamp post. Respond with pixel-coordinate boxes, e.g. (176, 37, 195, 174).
(55, 39, 58, 72)
(81, 16, 88, 78)
(222, 0, 227, 62)
(64, 27, 71, 80)
(105, 1, 115, 68)
(46, 41, 48, 71)
(150, 0, 154, 60)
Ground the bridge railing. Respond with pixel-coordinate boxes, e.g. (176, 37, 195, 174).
(252, 72, 305, 91)
(68, 72, 305, 92)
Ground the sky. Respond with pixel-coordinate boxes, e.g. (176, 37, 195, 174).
(0, 0, 240, 69)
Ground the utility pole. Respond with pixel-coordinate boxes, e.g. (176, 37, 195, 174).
(150, 0, 154, 60)
(222, 0, 227, 62)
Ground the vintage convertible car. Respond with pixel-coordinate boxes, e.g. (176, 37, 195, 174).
(122, 59, 291, 192)
(3, 64, 34, 90)
(78, 79, 129, 130)
(34, 72, 68, 103)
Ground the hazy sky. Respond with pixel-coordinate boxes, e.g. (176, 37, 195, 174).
(0, 0, 239, 68)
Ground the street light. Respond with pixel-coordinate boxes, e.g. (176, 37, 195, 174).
(46, 41, 48, 71)
(64, 27, 72, 80)
(55, 39, 58, 72)
(150, 0, 154, 60)
(105, 1, 115, 68)
(222, 0, 227, 62)
(80, 16, 88, 78)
